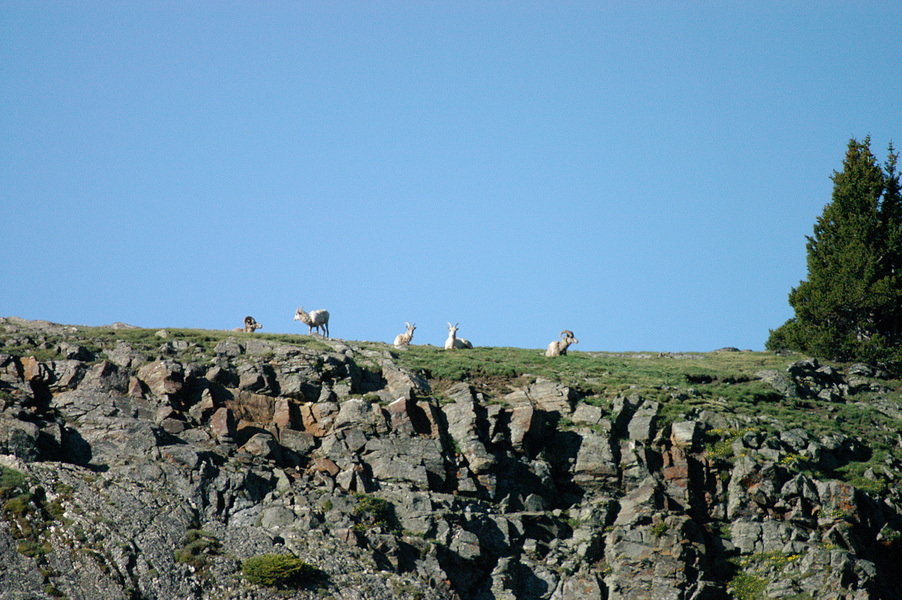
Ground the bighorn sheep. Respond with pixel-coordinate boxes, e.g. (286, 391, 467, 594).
(233, 316, 262, 333)
(393, 322, 416, 346)
(294, 307, 330, 337)
(444, 322, 473, 350)
(546, 330, 578, 357)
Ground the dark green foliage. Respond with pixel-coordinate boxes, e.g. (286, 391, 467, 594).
(1, 467, 37, 538)
(4, 493, 35, 520)
(768, 137, 902, 365)
(0, 467, 64, 560)
(352, 493, 398, 531)
(0, 466, 28, 500)
(174, 529, 221, 570)
(241, 554, 316, 588)
(17, 539, 50, 558)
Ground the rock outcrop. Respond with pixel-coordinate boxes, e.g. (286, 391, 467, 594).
(1, 317, 901, 600)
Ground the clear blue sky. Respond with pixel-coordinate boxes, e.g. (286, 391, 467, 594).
(2, 3, 900, 352)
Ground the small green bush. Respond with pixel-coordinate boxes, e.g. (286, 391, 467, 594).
(727, 570, 767, 600)
(0, 466, 28, 500)
(241, 554, 316, 588)
(17, 539, 50, 558)
(353, 493, 397, 531)
(651, 520, 669, 537)
(3, 493, 35, 519)
(174, 529, 221, 569)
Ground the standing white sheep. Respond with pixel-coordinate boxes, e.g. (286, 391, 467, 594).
(393, 322, 416, 346)
(294, 307, 330, 337)
(444, 323, 473, 350)
(546, 330, 578, 357)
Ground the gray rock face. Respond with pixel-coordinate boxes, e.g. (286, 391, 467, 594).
(444, 383, 496, 475)
(381, 359, 431, 400)
(1, 318, 901, 600)
(573, 429, 617, 486)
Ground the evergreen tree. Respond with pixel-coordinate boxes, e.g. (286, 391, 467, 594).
(767, 137, 902, 364)
(878, 145, 902, 341)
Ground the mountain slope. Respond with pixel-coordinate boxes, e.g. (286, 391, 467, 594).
(1, 317, 901, 600)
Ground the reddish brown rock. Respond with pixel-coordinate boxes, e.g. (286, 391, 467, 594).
(128, 376, 147, 399)
(308, 456, 340, 478)
(209, 407, 235, 440)
(21, 356, 49, 382)
(662, 446, 692, 507)
(273, 397, 298, 429)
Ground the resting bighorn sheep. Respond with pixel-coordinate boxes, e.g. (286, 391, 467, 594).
(294, 307, 330, 337)
(444, 322, 473, 350)
(233, 316, 262, 333)
(546, 330, 578, 357)
(393, 322, 416, 346)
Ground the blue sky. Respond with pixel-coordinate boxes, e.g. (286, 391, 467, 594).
(2, 3, 900, 352)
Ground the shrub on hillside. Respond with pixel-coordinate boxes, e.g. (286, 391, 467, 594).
(241, 553, 316, 588)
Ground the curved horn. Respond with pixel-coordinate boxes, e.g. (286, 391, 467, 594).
(405, 322, 410, 328)
(561, 330, 574, 338)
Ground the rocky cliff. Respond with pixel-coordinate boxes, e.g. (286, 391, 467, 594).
(1, 317, 901, 600)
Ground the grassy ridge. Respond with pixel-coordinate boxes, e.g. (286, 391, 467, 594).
(3, 322, 901, 492)
(392, 345, 902, 492)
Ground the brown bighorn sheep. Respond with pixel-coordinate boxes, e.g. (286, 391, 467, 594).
(444, 322, 473, 350)
(545, 330, 578, 357)
(294, 307, 330, 337)
(393, 322, 416, 346)
(233, 316, 262, 333)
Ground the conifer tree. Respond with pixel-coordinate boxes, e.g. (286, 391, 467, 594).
(767, 137, 902, 364)
(878, 145, 902, 341)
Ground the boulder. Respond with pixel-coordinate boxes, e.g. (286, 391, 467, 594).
(509, 403, 544, 454)
(571, 402, 604, 426)
(240, 432, 282, 460)
(670, 420, 700, 450)
(504, 379, 575, 416)
(333, 397, 383, 433)
(106, 340, 147, 369)
(136, 359, 184, 401)
(209, 406, 236, 441)
(627, 400, 659, 442)
(385, 397, 439, 437)
(279, 427, 315, 455)
(573, 429, 617, 486)
(381, 360, 431, 400)
(757, 368, 799, 398)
